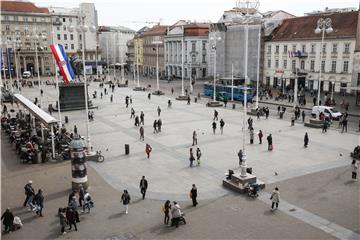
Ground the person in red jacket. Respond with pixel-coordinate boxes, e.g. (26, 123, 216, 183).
(145, 144, 152, 159)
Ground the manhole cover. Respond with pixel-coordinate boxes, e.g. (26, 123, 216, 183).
(105, 232, 138, 240)
(289, 208, 296, 212)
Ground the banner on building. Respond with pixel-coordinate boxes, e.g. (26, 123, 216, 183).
(50, 44, 76, 84)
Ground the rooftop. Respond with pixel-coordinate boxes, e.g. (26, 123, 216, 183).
(1, 1, 49, 14)
(142, 25, 168, 36)
(270, 11, 358, 41)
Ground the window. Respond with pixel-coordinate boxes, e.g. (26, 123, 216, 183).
(41, 18, 45, 22)
(331, 61, 336, 72)
(64, 34, 67, 40)
(80, 43, 82, 49)
(69, 18, 72, 23)
(57, 26, 60, 31)
(310, 60, 315, 71)
(57, 34, 61, 40)
(202, 41, 206, 50)
(191, 41, 196, 51)
(32, 17, 37, 22)
(344, 43, 350, 53)
(302, 45, 306, 53)
(5, 15, 9, 21)
(275, 59, 279, 68)
(332, 43, 337, 53)
(283, 45, 288, 53)
(5, 25, 10, 31)
(24, 17, 28, 22)
(63, 18, 66, 22)
(283, 60, 287, 69)
(292, 60, 296, 71)
(322, 44, 326, 53)
(63, 25, 66, 31)
(70, 34, 73, 40)
(321, 61, 325, 72)
(267, 59, 271, 68)
(292, 45, 296, 52)
(79, 34, 82, 41)
(267, 45, 271, 53)
(202, 54, 206, 63)
(311, 44, 315, 53)
(275, 45, 279, 54)
(14, 16, 18, 21)
(300, 60, 305, 70)
(343, 61, 349, 72)
(65, 44, 68, 50)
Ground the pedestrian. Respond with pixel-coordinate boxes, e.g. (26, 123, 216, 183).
(277, 105, 280, 115)
(196, 147, 201, 165)
(304, 132, 309, 147)
(302, 110, 305, 122)
(187, 95, 191, 105)
(130, 108, 135, 119)
(100, 92, 103, 99)
(212, 121, 217, 134)
(33, 189, 44, 217)
(189, 148, 195, 167)
(140, 111, 144, 125)
(23, 180, 35, 210)
(125, 96, 129, 108)
(82, 192, 93, 213)
(145, 144, 152, 159)
(256, 109, 260, 119)
(153, 120, 158, 133)
(68, 190, 76, 205)
(220, 119, 225, 134)
(185, 89, 188, 96)
(190, 184, 198, 206)
(148, 93, 151, 100)
(121, 190, 131, 214)
(270, 187, 280, 211)
(139, 126, 144, 141)
(157, 119, 162, 132)
(78, 186, 85, 207)
(74, 125, 78, 135)
(69, 196, 80, 222)
(110, 94, 113, 102)
(238, 149, 243, 166)
(267, 134, 273, 151)
(157, 106, 161, 117)
(163, 200, 171, 225)
(130, 96, 133, 104)
(258, 130, 263, 144)
(322, 119, 329, 133)
(135, 115, 140, 126)
(168, 99, 172, 108)
(250, 128, 254, 144)
(40, 89, 43, 96)
(1, 208, 14, 233)
(139, 176, 148, 200)
(352, 159, 358, 181)
(171, 201, 181, 228)
(247, 117, 253, 129)
(213, 110, 218, 121)
(59, 208, 67, 235)
(192, 130, 198, 146)
(171, 88, 174, 95)
(265, 107, 269, 119)
(342, 118, 348, 133)
(66, 207, 77, 231)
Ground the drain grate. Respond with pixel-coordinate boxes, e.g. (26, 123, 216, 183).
(105, 232, 138, 240)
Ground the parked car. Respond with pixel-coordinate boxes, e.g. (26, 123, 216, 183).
(22, 71, 31, 78)
(311, 106, 342, 120)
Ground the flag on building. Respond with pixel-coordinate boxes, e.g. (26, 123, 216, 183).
(6, 48, 12, 72)
(288, 50, 293, 58)
(50, 44, 76, 84)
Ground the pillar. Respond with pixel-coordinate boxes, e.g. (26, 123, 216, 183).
(23, 56, 27, 71)
(69, 136, 88, 190)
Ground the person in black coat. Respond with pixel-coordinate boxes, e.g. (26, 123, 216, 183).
(267, 134, 273, 151)
(1, 208, 14, 233)
(23, 180, 35, 208)
(68, 190, 76, 205)
(190, 184, 198, 207)
(34, 189, 44, 217)
(304, 132, 309, 148)
(66, 207, 77, 231)
(139, 176, 148, 200)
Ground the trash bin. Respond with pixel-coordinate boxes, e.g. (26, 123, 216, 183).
(65, 116, 69, 124)
(125, 144, 130, 155)
(232, 103, 236, 109)
(246, 167, 252, 174)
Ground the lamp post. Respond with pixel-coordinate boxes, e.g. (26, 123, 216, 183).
(231, 63, 234, 101)
(189, 52, 198, 94)
(113, 32, 116, 82)
(11, 35, 21, 93)
(133, 39, 142, 91)
(176, 26, 187, 100)
(69, 17, 96, 154)
(255, 26, 261, 109)
(106, 36, 110, 82)
(4, 41, 14, 93)
(315, 18, 333, 118)
(153, 39, 163, 95)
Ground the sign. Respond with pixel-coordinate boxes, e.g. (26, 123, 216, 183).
(275, 69, 284, 74)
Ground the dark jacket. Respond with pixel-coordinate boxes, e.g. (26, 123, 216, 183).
(34, 192, 44, 207)
(267, 135, 273, 145)
(1, 211, 14, 225)
(121, 193, 130, 205)
(66, 209, 76, 223)
(190, 187, 197, 199)
(24, 183, 35, 196)
(139, 179, 148, 190)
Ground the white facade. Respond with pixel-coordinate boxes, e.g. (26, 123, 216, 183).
(164, 25, 209, 79)
(263, 39, 355, 93)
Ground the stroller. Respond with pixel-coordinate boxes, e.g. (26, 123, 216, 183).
(246, 183, 259, 198)
(171, 212, 186, 227)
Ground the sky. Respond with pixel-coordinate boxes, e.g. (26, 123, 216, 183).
(32, 0, 359, 31)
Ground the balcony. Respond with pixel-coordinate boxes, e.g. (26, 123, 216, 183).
(53, 20, 62, 26)
(294, 51, 308, 58)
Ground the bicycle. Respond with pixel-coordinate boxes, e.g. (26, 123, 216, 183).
(86, 150, 105, 163)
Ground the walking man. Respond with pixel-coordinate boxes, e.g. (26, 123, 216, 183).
(125, 96, 129, 108)
(189, 148, 195, 167)
(258, 130, 263, 144)
(352, 160, 358, 181)
(153, 120, 158, 133)
(121, 190, 131, 214)
(23, 180, 35, 209)
(267, 134, 273, 151)
(270, 187, 280, 211)
(304, 132, 309, 147)
(190, 184, 198, 207)
(139, 176, 148, 200)
(157, 119, 162, 132)
(140, 111, 145, 125)
(139, 126, 144, 141)
(157, 106, 161, 117)
(213, 110, 218, 121)
(192, 130, 198, 146)
(342, 118, 348, 133)
(145, 144, 152, 159)
(302, 110, 305, 122)
(212, 121, 217, 134)
(130, 108, 135, 118)
(33, 189, 44, 217)
(220, 119, 225, 134)
(1, 208, 14, 233)
(196, 147, 201, 165)
(250, 128, 254, 144)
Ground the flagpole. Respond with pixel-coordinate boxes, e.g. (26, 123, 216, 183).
(51, 28, 62, 128)
(0, 48, 3, 90)
(1, 48, 8, 91)
(7, 48, 14, 94)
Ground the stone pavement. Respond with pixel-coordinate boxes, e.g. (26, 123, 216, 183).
(1, 78, 359, 239)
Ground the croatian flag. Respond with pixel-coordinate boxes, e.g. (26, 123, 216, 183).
(50, 44, 76, 84)
(288, 50, 293, 58)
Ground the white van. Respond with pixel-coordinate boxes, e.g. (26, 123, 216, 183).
(311, 106, 342, 120)
(22, 71, 31, 78)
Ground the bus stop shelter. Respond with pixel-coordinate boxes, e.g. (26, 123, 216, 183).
(14, 94, 59, 159)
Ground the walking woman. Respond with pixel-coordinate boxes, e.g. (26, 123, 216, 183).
(145, 144, 152, 159)
(59, 208, 67, 235)
(189, 148, 195, 167)
(270, 187, 280, 211)
(163, 200, 171, 225)
(267, 134, 273, 151)
(352, 159, 358, 181)
(258, 130, 263, 144)
(196, 148, 202, 165)
(304, 132, 309, 148)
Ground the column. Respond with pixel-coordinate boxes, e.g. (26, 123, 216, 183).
(70, 136, 88, 190)
(23, 56, 27, 71)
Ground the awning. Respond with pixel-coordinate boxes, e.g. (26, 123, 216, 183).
(14, 94, 58, 127)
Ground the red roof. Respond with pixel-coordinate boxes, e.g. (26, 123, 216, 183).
(143, 25, 168, 36)
(1, 1, 49, 14)
(271, 11, 358, 41)
(184, 24, 209, 36)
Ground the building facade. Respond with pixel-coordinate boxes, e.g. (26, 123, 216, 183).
(1, 1, 54, 76)
(263, 11, 358, 94)
(142, 25, 167, 78)
(164, 22, 210, 80)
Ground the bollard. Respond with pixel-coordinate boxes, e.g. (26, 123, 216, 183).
(69, 136, 88, 191)
(125, 144, 130, 155)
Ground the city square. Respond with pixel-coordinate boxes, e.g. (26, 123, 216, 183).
(1, 0, 360, 239)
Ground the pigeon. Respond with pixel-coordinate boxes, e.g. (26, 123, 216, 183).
(106, 148, 109, 151)
(274, 172, 278, 176)
(339, 153, 342, 157)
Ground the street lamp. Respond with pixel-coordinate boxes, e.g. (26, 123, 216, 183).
(69, 18, 96, 154)
(189, 52, 198, 94)
(315, 17, 333, 117)
(207, 35, 223, 107)
(3, 40, 14, 93)
(152, 39, 164, 95)
(255, 26, 261, 109)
